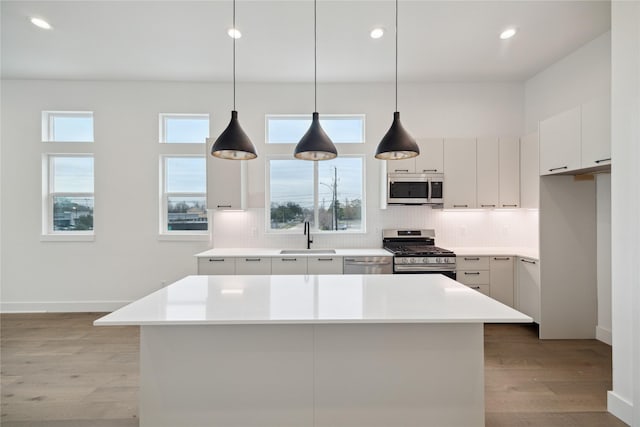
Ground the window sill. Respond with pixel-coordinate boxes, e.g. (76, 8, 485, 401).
(158, 233, 209, 242)
(40, 234, 95, 242)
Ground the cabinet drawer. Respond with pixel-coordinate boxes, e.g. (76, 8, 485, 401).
(271, 257, 307, 275)
(236, 258, 272, 275)
(308, 256, 343, 274)
(465, 284, 490, 296)
(197, 258, 236, 275)
(456, 256, 490, 270)
(457, 270, 490, 285)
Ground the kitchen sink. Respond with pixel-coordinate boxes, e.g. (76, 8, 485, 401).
(279, 249, 336, 254)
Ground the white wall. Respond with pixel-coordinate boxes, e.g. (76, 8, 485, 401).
(524, 31, 613, 343)
(610, 1, 640, 425)
(0, 79, 532, 312)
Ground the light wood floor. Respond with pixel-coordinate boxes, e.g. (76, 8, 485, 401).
(0, 313, 628, 427)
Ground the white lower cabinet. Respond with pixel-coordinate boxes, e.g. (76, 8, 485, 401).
(516, 257, 540, 323)
(489, 256, 514, 307)
(308, 256, 343, 274)
(456, 256, 490, 296)
(198, 257, 236, 275)
(236, 257, 272, 275)
(271, 257, 307, 275)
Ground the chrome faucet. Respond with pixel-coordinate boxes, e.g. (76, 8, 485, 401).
(304, 221, 313, 249)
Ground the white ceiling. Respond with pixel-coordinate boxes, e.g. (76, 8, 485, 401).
(0, 0, 611, 83)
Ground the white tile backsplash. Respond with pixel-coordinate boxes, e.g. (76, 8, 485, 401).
(211, 207, 539, 250)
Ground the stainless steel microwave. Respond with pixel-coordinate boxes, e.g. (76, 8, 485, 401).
(387, 173, 444, 205)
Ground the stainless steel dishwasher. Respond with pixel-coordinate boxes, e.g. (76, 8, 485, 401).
(343, 256, 393, 274)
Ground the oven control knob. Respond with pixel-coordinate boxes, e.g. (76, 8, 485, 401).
(436, 257, 442, 263)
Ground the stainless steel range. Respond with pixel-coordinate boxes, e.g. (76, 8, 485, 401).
(382, 229, 457, 279)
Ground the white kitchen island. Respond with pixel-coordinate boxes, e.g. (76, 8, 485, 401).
(95, 274, 531, 427)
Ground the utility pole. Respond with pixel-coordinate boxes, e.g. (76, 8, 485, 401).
(333, 166, 338, 230)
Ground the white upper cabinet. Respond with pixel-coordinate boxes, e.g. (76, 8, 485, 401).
(476, 138, 500, 208)
(444, 138, 477, 209)
(206, 154, 247, 210)
(415, 138, 444, 173)
(386, 138, 444, 174)
(539, 106, 582, 175)
(498, 137, 520, 208)
(520, 132, 539, 209)
(581, 95, 611, 168)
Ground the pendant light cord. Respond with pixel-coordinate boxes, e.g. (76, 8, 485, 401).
(395, 0, 398, 112)
(233, 0, 236, 110)
(314, 0, 317, 112)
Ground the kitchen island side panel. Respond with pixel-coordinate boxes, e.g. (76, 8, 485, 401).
(140, 323, 484, 427)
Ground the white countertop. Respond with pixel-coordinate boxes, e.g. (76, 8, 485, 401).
(195, 248, 393, 258)
(95, 274, 532, 326)
(450, 247, 539, 259)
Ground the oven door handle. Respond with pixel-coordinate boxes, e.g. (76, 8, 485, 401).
(394, 265, 457, 272)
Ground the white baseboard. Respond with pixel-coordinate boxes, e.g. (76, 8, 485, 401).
(608, 391, 633, 426)
(596, 325, 612, 345)
(0, 300, 131, 313)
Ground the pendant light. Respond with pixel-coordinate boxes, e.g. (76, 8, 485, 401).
(294, 0, 338, 161)
(209, 0, 257, 160)
(375, 0, 419, 160)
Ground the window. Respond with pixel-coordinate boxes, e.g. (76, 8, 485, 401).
(266, 115, 365, 144)
(44, 155, 94, 235)
(159, 114, 209, 143)
(42, 111, 94, 142)
(161, 156, 208, 234)
(267, 156, 365, 232)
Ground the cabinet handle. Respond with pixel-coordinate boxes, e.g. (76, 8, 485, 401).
(481, 204, 496, 208)
(464, 257, 480, 261)
(502, 204, 518, 208)
(464, 272, 481, 275)
(453, 204, 468, 208)
(520, 259, 537, 265)
(217, 205, 232, 208)
(394, 169, 410, 172)
(422, 169, 438, 172)
(493, 257, 511, 261)
(245, 258, 261, 262)
(281, 258, 297, 261)
(548, 166, 568, 172)
(316, 258, 334, 261)
(594, 158, 611, 164)
(470, 286, 481, 290)
(208, 258, 226, 262)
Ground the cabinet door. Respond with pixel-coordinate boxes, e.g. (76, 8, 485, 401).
(476, 137, 499, 208)
(386, 158, 415, 173)
(489, 256, 514, 307)
(457, 270, 490, 286)
(206, 154, 246, 210)
(539, 106, 581, 175)
(516, 257, 540, 323)
(499, 137, 520, 208)
(271, 257, 307, 275)
(520, 132, 539, 209)
(443, 138, 477, 209)
(198, 257, 236, 275)
(308, 256, 343, 274)
(581, 96, 611, 168)
(415, 138, 444, 173)
(235, 257, 271, 275)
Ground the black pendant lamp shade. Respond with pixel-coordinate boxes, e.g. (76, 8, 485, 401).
(209, 0, 257, 161)
(211, 110, 257, 160)
(375, 0, 419, 160)
(375, 111, 419, 160)
(294, 0, 338, 161)
(294, 112, 337, 160)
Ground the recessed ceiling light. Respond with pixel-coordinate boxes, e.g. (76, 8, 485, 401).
(370, 28, 384, 39)
(227, 28, 242, 39)
(500, 28, 517, 40)
(30, 17, 52, 30)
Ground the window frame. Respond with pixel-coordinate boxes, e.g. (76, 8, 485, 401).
(265, 114, 366, 144)
(41, 111, 94, 143)
(159, 113, 210, 144)
(159, 155, 209, 240)
(41, 154, 95, 241)
(265, 154, 366, 234)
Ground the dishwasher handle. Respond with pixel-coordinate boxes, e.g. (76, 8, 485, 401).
(344, 259, 392, 265)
